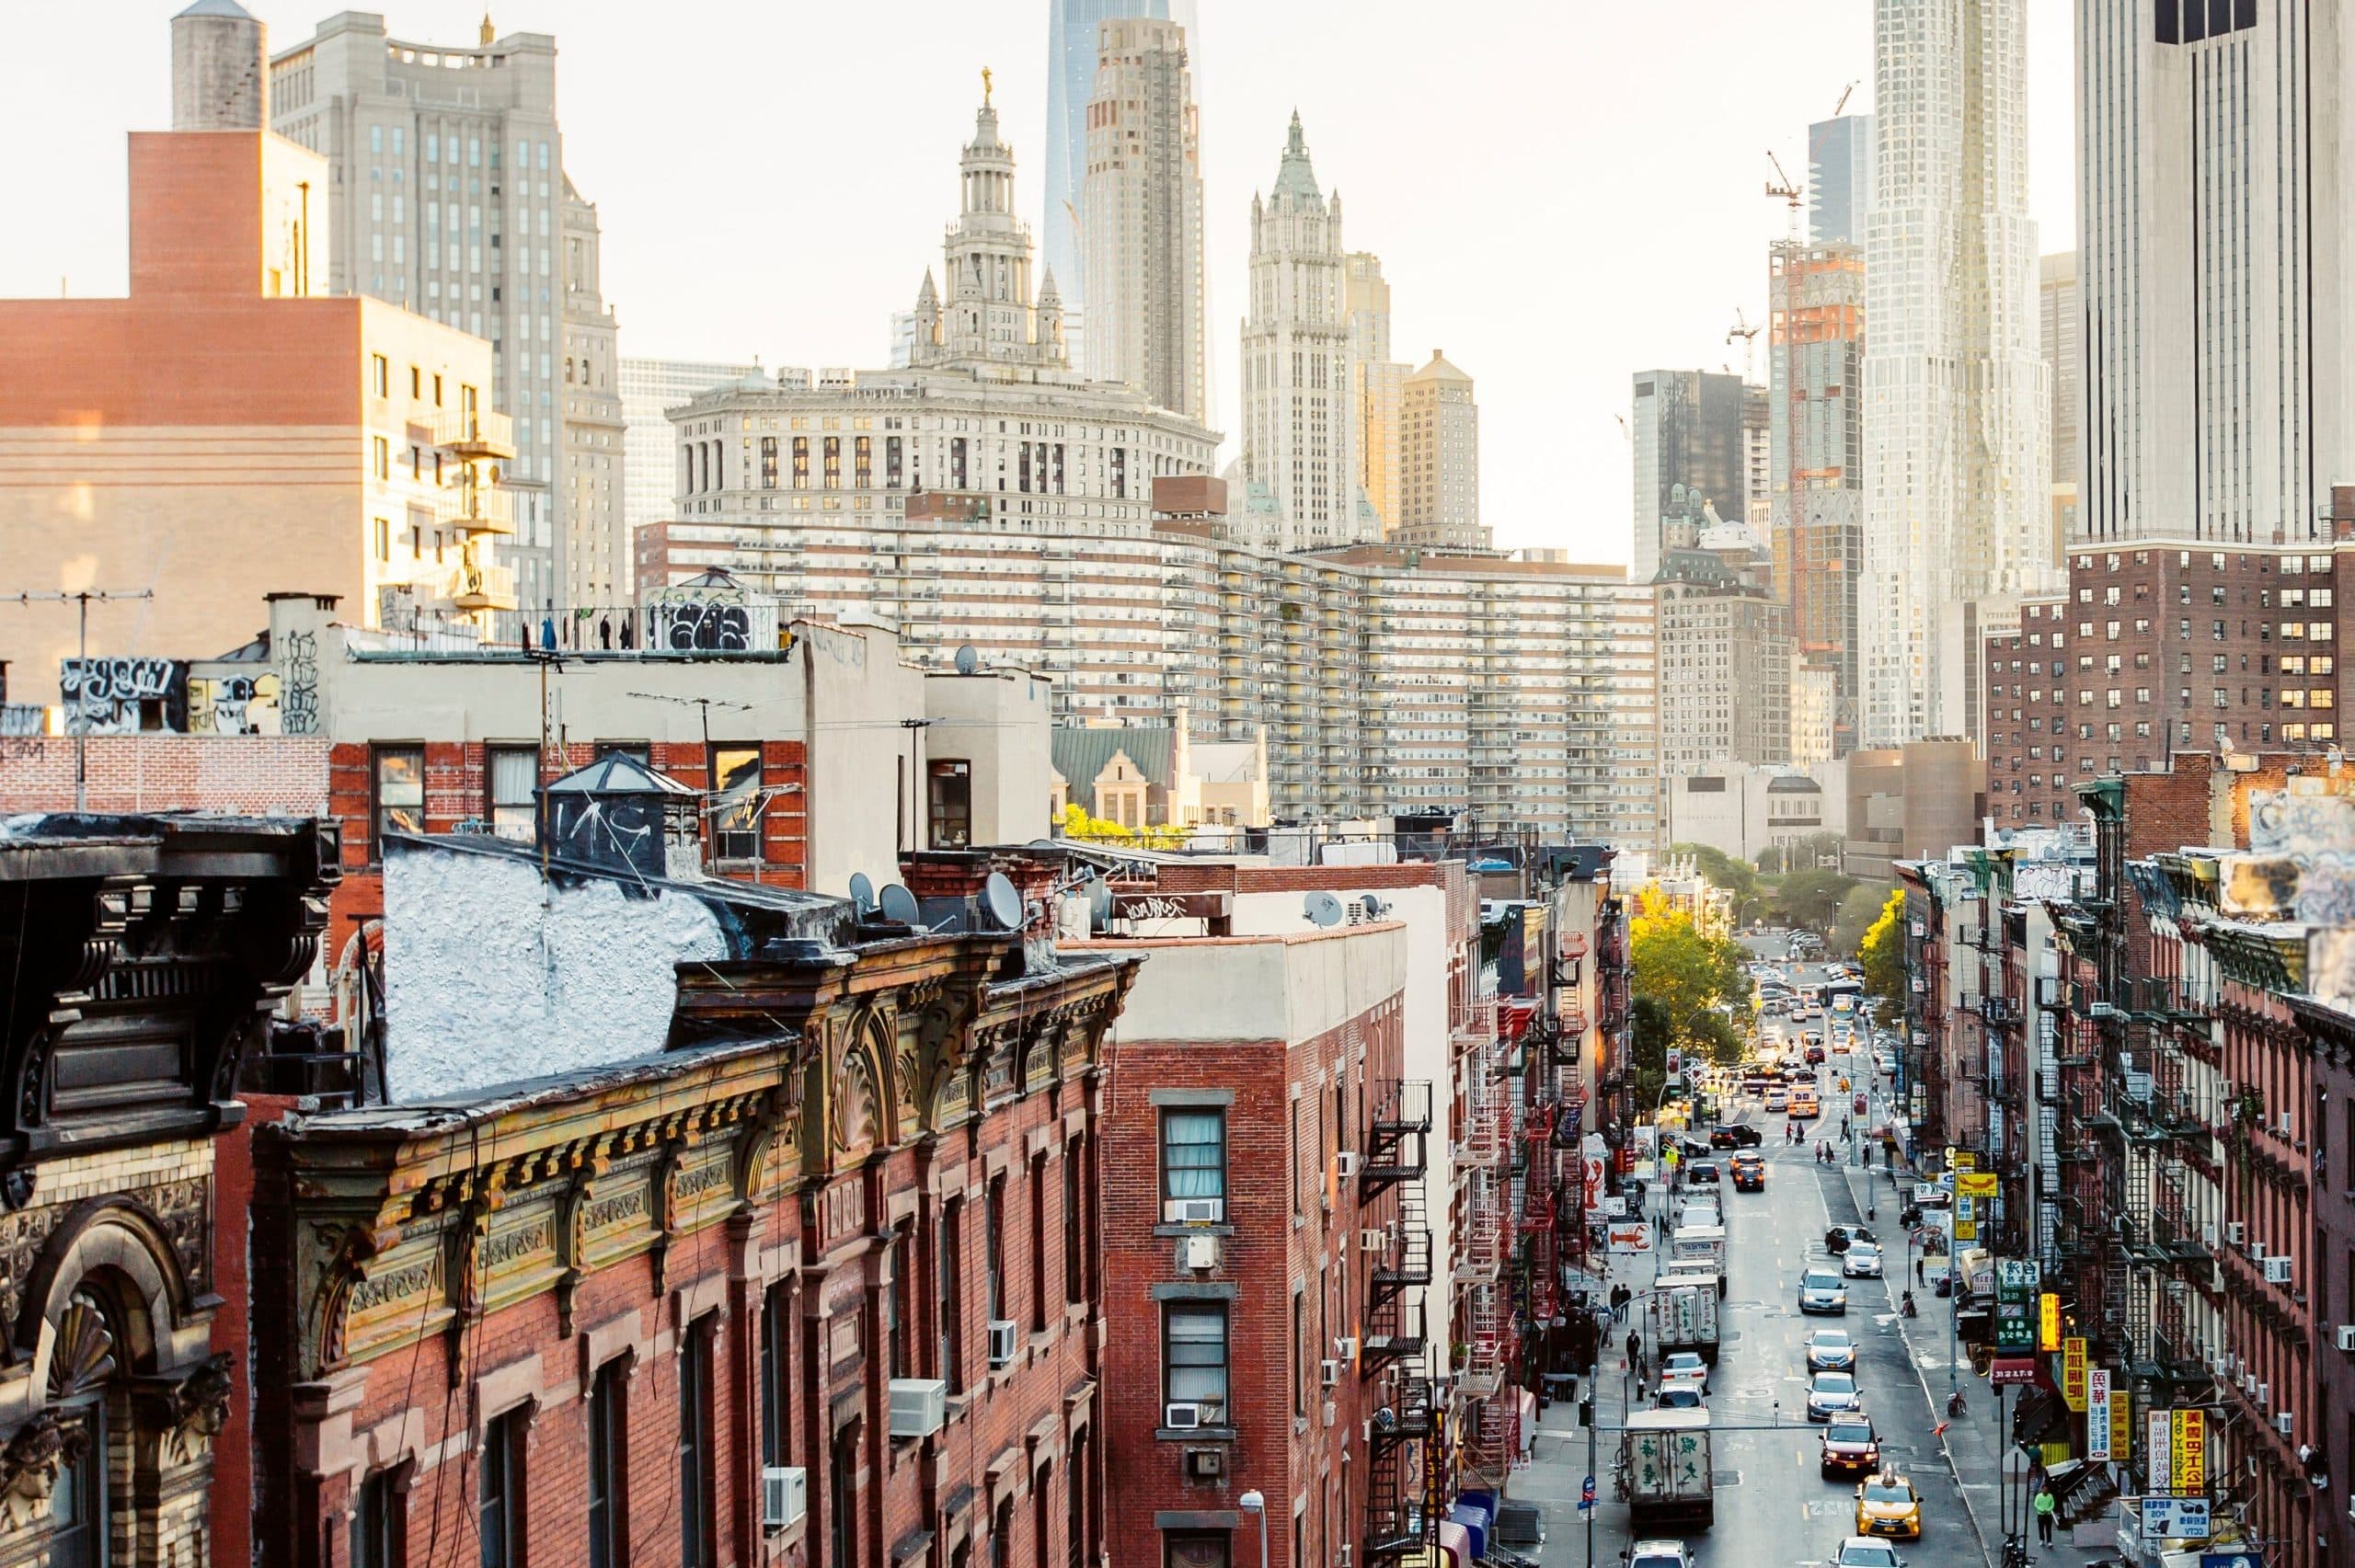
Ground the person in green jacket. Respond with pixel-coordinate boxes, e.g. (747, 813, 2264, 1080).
(2033, 1481, 2057, 1544)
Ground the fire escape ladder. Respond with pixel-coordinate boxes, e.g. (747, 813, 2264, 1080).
(1363, 1371, 1435, 1561)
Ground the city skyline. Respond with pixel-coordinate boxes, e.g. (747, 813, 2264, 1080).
(5, 0, 2078, 564)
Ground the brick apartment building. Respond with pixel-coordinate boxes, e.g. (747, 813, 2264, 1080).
(1084, 918, 1419, 1568)
(247, 808, 1137, 1568)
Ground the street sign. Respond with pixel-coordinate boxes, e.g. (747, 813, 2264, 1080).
(1959, 1172, 1999, 1199)
(1994, 1259, 2037, 1350)
(2174, 1408, 2207, 1490)
(1579, 1475, 1596, 1516)
(2201, 1554, 2259, 1568)
(2110, 1377, 2132, 1459)
(1989, 1356, 2039, 1385)
(2141, 1496, 2211, 1539)
(2087, 1370, 2113, 1460)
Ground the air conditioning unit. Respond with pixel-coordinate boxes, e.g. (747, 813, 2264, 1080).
(1337, 1548, 1353, 1568)
(763, 1466, 808, 1530)
(2266, 1255, 2294, 1285)
(1322, 1399, 1338, 1427)
(1178, 1233, 1220, 1272)
(1163, 1402, 1205, 1430)
(1336, 1151, 1361, 1179)
(2280, 1111, 2295, 1135)
(2225, 1220, 2246, 1246)
(989, 1320, 1018, 1368)
(1334, 1336, 1361, 1360)
(2277, 1411, 2296, 1435)
(2337, 1325, 2355, 1353)
(890, 1379, 948, 1440)
(2257, 1380, 2270, 1410)
(2203, 1223, 2219, 1249)
(1361, 1228, 1390, 1253)
(1166, 1197, 1224, 1225)
(2242, 1370, 2257, 1392)
(1321, 1358, 1343, 1388)
(1186, 1447, 1224, 1481)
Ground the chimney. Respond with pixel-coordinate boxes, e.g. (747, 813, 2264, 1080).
(171, 0, 268, 132)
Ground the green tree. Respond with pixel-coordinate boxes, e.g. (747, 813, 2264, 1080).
(1831, 883, 1888, 955)
(1858, 888, 1907, 1005)
(1670, 841, 1764, 925)
(1630, 994, 1671, 1110)
(1057, 801, 1188, 852)
(1631, 890, 1751, 1081)
(1755, 844, 1786, 875)
(1772, 867, 1857, 933)
(1788, 831, 1846, 872)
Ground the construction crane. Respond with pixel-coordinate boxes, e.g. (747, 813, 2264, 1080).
(1765, 149, 1803, 239)
(1833, 81, 1857, 117)
(1727, 309, 1762, 382)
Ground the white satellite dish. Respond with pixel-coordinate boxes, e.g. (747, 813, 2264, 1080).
(1304, 891, 1345, 928)
(954, 644, 981, 676)
(848, 872, 876, 914)
(879, 883, 922, 925)
(1086, 875, 1114, 929)
(981, 871, 1024, 932)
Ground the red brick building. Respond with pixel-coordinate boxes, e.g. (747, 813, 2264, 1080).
(247, 832, 1136, 1568)
(1083, 920, 1420, 1568)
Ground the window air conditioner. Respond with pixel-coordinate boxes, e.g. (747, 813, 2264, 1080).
(2277, 1411, 2296, 1435)
(2338, 1325, 2355, 1353)
(1335, 1151, 1360, 1179)
(1321, 1357, 1343, 1388)
(1322, 1399, 1338, 1427)
(1163, 1402, 1205, 1430)
(1334, 1336, 1361, 1360)
(1166, 1197, 1224, 1224)
(2224, 1220, 2246, 1246)
(1361, 1228, 1390, 1253)
(989, 1320, 1018, 1368)
(1186, 1447, 1224, 1481)
(2257, 1380, 2270, 1409)
(2265, 1255, 2294, 1286)
(889, 1378, 948, 1440)
(763, 1466, 808, 1530)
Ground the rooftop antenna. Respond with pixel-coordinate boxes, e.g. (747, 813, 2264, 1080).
(879, 883, 922, 925)
(981, 870, 1023, 932)
(1304, 891, 1345, 928)
(848, 871, 877, 915)
(954, 644, 980, 676)
(13, 588, 156, 812)
(1765, 149, 1803, 240)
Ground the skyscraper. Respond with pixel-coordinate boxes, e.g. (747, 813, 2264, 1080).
(2040, 250, 2079, 564)
(617, 358, 763, 547)
(1862, 0, 2050, 746)
(1770, 240, 1867, 757)
(1808, 113, 1875, 246)
(2077, 1, 2350, 546)
(1240, 114, 1359, 552)
(1396, 350, 1484, 551)
(1630, 369, 1749, 581)
(1346, 251, 1407, 534)
(1080, 17, 1205, 418)
(268, 12, 619, 614)
(559, 179, 625, 602)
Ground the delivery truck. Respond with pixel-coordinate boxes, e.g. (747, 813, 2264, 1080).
(1618, 1407, 1714, 1532)
(1648, 1266, 1721, 1364)
(1671, 1222, 1728, 1297)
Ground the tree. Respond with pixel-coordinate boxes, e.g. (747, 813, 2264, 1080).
(1755, 844, 1785, 875)
(1057, 802, 1188, 852)
(1772, 867, 1857, 933)
(1670, 841, 1764, 925)
(1788, 830, 1846, 872)
(1631, 891, 1751, 1084)
(1831, 883, 1888, 955)
(1858, 888, 1907, 1005)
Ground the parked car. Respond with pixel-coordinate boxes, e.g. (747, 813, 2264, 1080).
(1843, 1242, 1885, 1279)
(1820, 1416, 1882, 1478)
(1653, 1384, 1706, 1411)
(1659, 1352, 1710, 1394)
(1804, 1329, 1856, 1372)
(1625, 1541, 1695, 1568)
(1806, 1371, 1863, 1423)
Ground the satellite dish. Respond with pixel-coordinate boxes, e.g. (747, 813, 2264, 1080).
(981, 871, 1024, 932)
(1086, 875, 1114, 928)
(954, 644, 981, 676)
(1361, 894, 1388, 921)
(879, 883, 922, 925)
(1304, 891, 1345, 928)
(848, 872, 876, 914)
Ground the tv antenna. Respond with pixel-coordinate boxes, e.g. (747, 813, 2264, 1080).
(12, 588, 155, 812)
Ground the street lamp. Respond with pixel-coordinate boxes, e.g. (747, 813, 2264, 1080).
(1237, 1490, 1268, 1568)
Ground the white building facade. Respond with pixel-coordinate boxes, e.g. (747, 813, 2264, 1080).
(1862, 0, 2052, 745)
(1240, 115, 1361, 552)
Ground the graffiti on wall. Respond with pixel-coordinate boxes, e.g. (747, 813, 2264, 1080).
(278, 630, 320, 735)
(187, 672, 282, 736)
(59, 658, 188, 735)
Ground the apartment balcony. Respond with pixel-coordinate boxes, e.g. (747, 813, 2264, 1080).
(435, 483, 515, 538)
(432, 408, 516, 461)
(449, 560, 517, 612)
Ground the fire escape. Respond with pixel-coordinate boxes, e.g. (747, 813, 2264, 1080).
(1362, 1078, 1433, 1561)
(1458, 1011, 1519, 1493)
(1595, 907, 1632, 1162)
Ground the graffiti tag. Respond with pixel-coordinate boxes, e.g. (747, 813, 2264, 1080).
(59, 658, 187, 734)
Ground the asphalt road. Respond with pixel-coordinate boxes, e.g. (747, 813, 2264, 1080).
(1524, 1025, 1994, 1568)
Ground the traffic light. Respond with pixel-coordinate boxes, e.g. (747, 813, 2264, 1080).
(1579, 1398, 1596, 1428)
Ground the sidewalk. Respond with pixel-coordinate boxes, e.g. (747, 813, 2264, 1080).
(1836, 1160, 2005, 1564)
(1517, 1330, 1638, 1568)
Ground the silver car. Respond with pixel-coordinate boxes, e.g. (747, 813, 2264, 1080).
(1806, 1370, 1863, 1422)
(1800, 1268, 1849, 1315)
(1843, 1242, 1885, 1279)
(1805, 1329, 1856, 1372)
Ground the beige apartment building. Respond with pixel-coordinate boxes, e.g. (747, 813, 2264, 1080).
(1396, 349, 1486, 550)
(1347, 250, 1407, 534)
(0, 7, 513, 704)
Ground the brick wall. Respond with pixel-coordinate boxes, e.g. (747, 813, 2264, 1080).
(0, 735, 331, 815)
(1102, 996, 1407, 1568)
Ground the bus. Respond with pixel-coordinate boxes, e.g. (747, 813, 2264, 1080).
(1826, 978, 1863, 1016)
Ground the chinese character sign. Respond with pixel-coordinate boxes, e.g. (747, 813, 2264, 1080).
(2062, 1337, 2087, 1412)
(2087, 1370, 2112, 1461)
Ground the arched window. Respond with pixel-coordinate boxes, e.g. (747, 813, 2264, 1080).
(47, 1289, 119, 1568)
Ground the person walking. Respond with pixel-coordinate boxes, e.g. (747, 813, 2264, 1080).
(2033, 1481, 2057, 1545)
(1626, 1328, 1644, 1379)
(1915, 1255, 1926, 1288)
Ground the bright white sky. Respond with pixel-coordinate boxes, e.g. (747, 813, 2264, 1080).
(2, 1, 2076, 565)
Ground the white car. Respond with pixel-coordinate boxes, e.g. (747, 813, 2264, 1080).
(1626, 1541, 1695, 1568)
(1832, 1538, 1906, 1568)
(1658, 1351, 1710, 1395)
(1843, 1242, 1885, 1279)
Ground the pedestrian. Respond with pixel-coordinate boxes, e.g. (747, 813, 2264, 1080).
(1915, 1255, 1925, 1288)
(2033, 1481, 2057, 1545)
(1626, 1328, 1643, 1377)
(1841, 1115, 1852, 1139)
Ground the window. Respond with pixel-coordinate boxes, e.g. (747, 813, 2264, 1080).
(374, 516, 391, 561)
(595, 740, 651, 765)
(710, 746, 762, 862)
(487, 746, 538, 842)
(937, 1199, 967, 1391)
(371, 354, 389, 397)
(1160, 1109, 1226, 1216)
(1030, 1159, 1050, 1333)
(762, 1285, 791, 1470)
(50, 1374, 105, 1568)
(373, 746, 426, 854)
(831, 1424, 860, 1568)
(1067, 1431, 1088, 1568)
(373, 435, 391, 478)
(1292, 1289, 1306, 1415)
(478, 1409, 523, 1568)
(886, 1222, 913, 1379)
(587, 1360, 626, 1568)
(985, 1174, 1007, 1325)
(1291, 1100, 1304, 1217)
(681, 1320, 718, 1568)
(1165, 1535, 1229, 1568)
(1163, 1304, 1229, 1424)
(928, 760, 972, 849)
(352, 1470, 402, 1568)
(1063, 1145, 1084, 1305)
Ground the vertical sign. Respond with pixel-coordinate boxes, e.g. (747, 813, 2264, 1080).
(2146, 1411, 2175, 1492)
(1994, 1260, 2039, 1350)
(2062, 1337, 2088, 1412)
(2039, 1292, 2062, 1350)
(2109, 1375, 2133, 1459)
(2086, 1369, 2112, 1461)
(2173, 1408, 2206, 1493)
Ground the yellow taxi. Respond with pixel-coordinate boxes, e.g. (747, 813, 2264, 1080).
(1854, 1471, 1923, 1539)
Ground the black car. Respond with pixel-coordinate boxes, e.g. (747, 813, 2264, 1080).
(1709, 1123, 1764, 1149)
(1687, 1161, 1721, 1185)
(1823, 1224, 1878, 1254)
